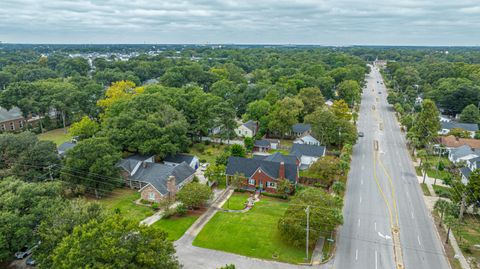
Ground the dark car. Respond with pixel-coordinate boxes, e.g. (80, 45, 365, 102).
(14, 247, 31, 259)
(378, 91, 382, 94)
(358, 132, 364, 137)
(26, 256, 36, 266)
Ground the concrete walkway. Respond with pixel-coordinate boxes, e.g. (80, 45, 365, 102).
(311, 237, 325, 265)
(140, 202, 180, 226)
(419, 179, 471, 269)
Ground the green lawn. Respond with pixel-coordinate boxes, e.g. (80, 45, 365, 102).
(189, 143, 228, 164)
(279, 139, 294, 148)
(193, 197, 307, 264)
(432, 185, 452, 199)
(153, 214, 200, 241)
(418, 155, 452, 180)
(222, 192, 250, 210)
(455, 215, 480, 266)
(96, 188, 154, 222)
(38, 128, 72, 146)
(420, 183, 431, 196)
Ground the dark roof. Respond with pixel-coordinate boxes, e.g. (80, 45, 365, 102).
(460, 167, 472, 180)
(292, 123, 311, 133)
(0, 107, 23, 122)
(226, 156, 297, 183)
(164, 154, 195, 164)
(243, 120, 257, 132)
(116, 154, 154, 174)
(254, 139, 271, 147)
(290, 144, 326, 158)
(441, 121, 479, 132)
(133, 162, 195, 195)
(57, 142, 76, 156)
(263, 152, 298, 164)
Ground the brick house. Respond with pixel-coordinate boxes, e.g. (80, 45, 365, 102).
(117, 154, 195, 203)
(0, 107, 32, 132)
(226, 156, 298, 193)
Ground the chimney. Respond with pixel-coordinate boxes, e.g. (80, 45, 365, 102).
(279, 162, 285, 179)
(167, 176, 177, 200)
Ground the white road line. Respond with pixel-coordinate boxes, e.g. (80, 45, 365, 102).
(358, 218, 361, 227)
(418, 235, 421, 245)
(361, 179, 364, 185)
(375, 250, 378, 269)
(374, 222, 377, 231)
(411, 211, 415, 219)
(355, 249, 358, 261)
(360, 196, 362, 204)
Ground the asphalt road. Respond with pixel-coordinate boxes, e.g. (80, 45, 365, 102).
(334, 65, 450, 269)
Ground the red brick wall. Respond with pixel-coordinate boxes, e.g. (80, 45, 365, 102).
(140, 185, 164, 203)
(251, 169, 278, 193)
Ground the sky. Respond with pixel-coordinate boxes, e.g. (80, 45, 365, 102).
(1, 0, 480, 46)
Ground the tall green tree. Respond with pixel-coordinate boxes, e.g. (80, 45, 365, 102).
(177, 182, 213, 209)
(411, 99, 440, 146)
(62, 137, 122, 198)
(50, 215, 180, 269)
(297, 87, 325, 117)
(278, 188, 343, 247)
(337, 80, 361, 107)
(267, 97, 303, 138)
(459, 104, 480, 124)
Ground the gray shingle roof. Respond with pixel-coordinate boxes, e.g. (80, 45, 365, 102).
(263, 152, 298, 164)
(226, 156, 297, 183)
(451, 145, 476, 160)
(441, 121, 479, 132)
(290, 144, 326, 158)
(116, 154, 154, 174)
(243, 120, 257, 132)
(460, 167, 472, 180)
(164, 154, 195, 164)
(57, 142, 76, 156)
(132, 162, 195, 195)
(254, 139, 271, 147)
(292, 123, 311, 133)
(0, 107, 23, 122)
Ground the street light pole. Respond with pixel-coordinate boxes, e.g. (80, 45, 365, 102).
(305, 206, 310, 261)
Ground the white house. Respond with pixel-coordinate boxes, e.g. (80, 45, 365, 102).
(294, 134, 321, 146)
(234, 120, 258, 138)
(289, 144, 326, 170)
(448, 145, 479, 164)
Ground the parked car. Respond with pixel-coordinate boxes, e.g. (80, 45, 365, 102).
(358, 132, 364, 137)
(26, 256, 36, 266)
(14, 247, 31, 259)
(378, 91, 382, 94)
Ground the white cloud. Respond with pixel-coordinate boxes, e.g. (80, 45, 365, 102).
(0, 0, 479, 45)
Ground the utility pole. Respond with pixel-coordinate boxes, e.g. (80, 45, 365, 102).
(305, 206, 310, 261)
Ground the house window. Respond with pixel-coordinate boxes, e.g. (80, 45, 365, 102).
(148, 192, 155, 201)
(266, 182, 277, 188)
(10, 122, 14, 131)
(1, 124, 4, 131)
(248, 179, 255, 185)
(19, 121, 24, 128)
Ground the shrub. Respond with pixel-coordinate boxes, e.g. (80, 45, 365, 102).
(163, 208, 176, 219)
(151, 203, 159, 210)
(194, 143, 206, 153)
(199, 158, 207, 163)
(176, 204, 187, 216)
(433, 185, 451, 199)
(204, 140, 211, 145)
(140, 199, 151, 205)
(262, 192, 288, 200)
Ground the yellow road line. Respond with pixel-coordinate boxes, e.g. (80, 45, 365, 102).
(378, 157, 400, 227)
(373, 151, 394, 227)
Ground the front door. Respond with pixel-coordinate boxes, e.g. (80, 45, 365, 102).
(259, 180, 263, 191)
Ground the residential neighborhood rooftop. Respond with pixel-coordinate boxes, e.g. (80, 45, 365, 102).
(441, 121, 479, 132)
(226, 156, 297, 183)
(290, 143, 326, 158)
(0, 107, 23, 122)
(291, 123, 311, 134)
(164, 153, 196, 165)
(253, 152, 298, 165)
(438, 135, 480, 149)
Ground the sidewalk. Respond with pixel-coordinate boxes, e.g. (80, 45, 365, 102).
(177, 188, 234, 244)
(140, 202, 180, 226)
